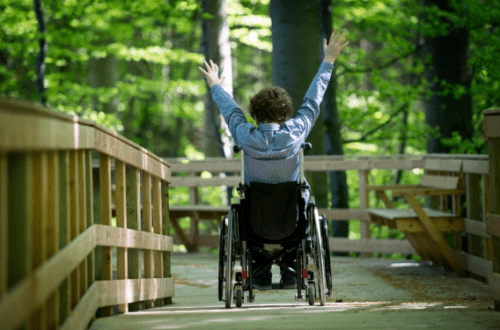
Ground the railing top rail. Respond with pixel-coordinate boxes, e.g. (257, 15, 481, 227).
(0, 98, 171, 180)
(483, 108, 500, 115)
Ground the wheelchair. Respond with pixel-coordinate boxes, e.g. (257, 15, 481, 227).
(218, 143, 333, 308)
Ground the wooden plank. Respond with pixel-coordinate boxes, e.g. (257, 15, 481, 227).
(99, 153, 113, 316)
(368, 207, 459, 220)
(142, 172, 154, 308)
(358, 169, 370, 257)
(69, 150, 80, 308)
(189, 174, 200, 253)
(115, 159, 128, 314)
(161, 181, 172, 305)
(58, 151, 71, 324)
(60, 283, 98, 330)
(464, 218, 490, 238)
(153, 176, 163, 307)
(78, 150, 88, 300)
(0, 110, 95, 152)
(424, 158, 462, 173)
(85, 150, 95, 291)
(0, 153, 6, 298)
(396, 218, 464, 233)
(46, 151, 59, 329)
(486, 213, 500, 237)
(328, 238, 415, 254)
(31, 152, 48, 330)
(483, 113, 500, 138)
(463, 159, 489, 175)
(126, 166, 141, 312)
(452, 250, 493, 278)
(94, 225, 173, 251)
(0, 225, 96, 330)
(319, 208, 370, 221)
(421, 175, 460, 190)
(94, 128, 171, 183)
(170, 176, 240, 188)
(375, 190, 395, 208)
(488, 272, 500, 303)
(98, 278, 174, 308)
(405, 194, 465, 275)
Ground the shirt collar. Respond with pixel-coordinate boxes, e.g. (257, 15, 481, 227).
(258, 123, 281, 131)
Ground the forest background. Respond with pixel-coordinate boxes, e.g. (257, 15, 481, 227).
(1, 0, 499, 255)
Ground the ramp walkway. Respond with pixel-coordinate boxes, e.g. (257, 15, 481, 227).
(90, 254, 500, 330)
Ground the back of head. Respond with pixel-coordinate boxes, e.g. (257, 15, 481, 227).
(249, 87, 293, 125)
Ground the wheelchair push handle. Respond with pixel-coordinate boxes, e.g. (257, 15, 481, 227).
(300, 143, 312, 187)
(234, 145, 245, 187)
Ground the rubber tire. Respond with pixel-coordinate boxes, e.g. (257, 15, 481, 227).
(307, 286, 315, 306)
(218, 217, 227, 302)
(321, 215, 333, 299)
(225, 209, 234, 308)
(313, 208, 326, 306)
(235, 287, 243, 308)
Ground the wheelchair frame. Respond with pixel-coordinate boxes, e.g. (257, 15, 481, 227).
(218, 143, 333, 308)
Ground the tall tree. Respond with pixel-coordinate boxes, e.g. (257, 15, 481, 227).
(202, 0, 233, 159)
(270, 0, 328, 208)
(423, 0, 473, 153)
(319, 0, 349, 253)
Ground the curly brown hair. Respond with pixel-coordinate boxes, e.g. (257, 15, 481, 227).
(249, 87, 293, 125)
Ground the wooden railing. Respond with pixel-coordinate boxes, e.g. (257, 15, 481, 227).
(0, 98, 173, 330)
(165, 154, 425, 254)
(483, 108, 500, 311)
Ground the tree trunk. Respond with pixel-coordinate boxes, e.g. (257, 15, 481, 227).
(423, 0, 473, 153)
(319, 0, 349, 254)
(270, 0, 328, 208)
(88, 55, 119, 114)
(201, 0, 233, 159)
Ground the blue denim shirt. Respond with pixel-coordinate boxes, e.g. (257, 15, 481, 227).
(210, 62, 334, 198)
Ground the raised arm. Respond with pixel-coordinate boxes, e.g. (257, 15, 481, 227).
(322, 29, 349, 65)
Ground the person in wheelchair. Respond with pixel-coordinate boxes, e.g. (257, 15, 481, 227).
(199, 30, 349, 296)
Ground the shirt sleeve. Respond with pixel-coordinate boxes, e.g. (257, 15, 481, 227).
(210, 84, 253, 146)
(285, 62, 334, 138)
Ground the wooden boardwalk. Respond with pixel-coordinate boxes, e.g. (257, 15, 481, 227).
(90, 254, 500, 330)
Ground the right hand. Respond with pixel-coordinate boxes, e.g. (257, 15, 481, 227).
(323, 29, 349, 64)
(198, 60, 225, 89)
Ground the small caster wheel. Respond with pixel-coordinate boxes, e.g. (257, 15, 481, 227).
(235, 288, 243, 308)
(307, 286, 315, 306)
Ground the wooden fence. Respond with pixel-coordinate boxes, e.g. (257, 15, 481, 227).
(165, 153, 496, 279)
(0, 98, 173, 330)
(483, 108, 500, 311)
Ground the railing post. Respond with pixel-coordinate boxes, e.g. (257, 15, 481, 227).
(153, 176, 163, 307)
(115, 159, 128, 314)
(466, 173, 484, 269)
(358, 165, 371, 258)
(7, 153, 31, 330)
(31, 152, 48, 329)
(77, 150, 87, 301)
(126, 166, 142, 312)
(142, 172, 154, 308)
(189, 173, 200, 252)
(85, 150, 95, 291)
(161, 181, 172, 305)
(99, 153, 113, 316)
(0, 153, 6, 301)
(46, 151, 60, 328)
(58, 151, 71, 325)
(69, 150, 80, 310)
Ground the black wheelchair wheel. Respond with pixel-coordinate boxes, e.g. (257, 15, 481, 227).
(218, 217, 227, 302)
(235, 287, 243, 308)
(321, 215, 333, 299)
(312, 208, 326, 306)
(224, 209, 235, 308)
(307, 285, 315, 306)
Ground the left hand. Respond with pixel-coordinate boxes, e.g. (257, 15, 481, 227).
(198, 60, 224, 89)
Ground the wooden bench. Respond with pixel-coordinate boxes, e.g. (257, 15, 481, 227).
(366, 159, 466, 274)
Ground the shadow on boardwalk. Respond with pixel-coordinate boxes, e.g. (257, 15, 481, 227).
(90, 253, 500, 330)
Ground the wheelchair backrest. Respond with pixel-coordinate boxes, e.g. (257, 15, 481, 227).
(242, 181, 306, 242)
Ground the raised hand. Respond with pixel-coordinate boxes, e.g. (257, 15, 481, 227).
(198, 60, 224, 89)
(323, 29, 349, 65)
